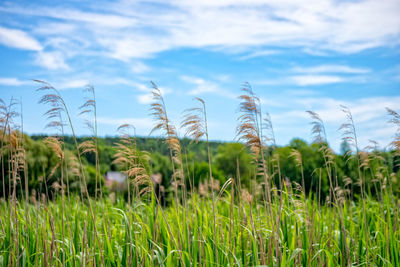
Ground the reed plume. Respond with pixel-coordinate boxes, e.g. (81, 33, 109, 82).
(35, 79, 104, 264)
(339, 105, 367, 265)
(236, 83, 263, 158)
(290, 148, 305, 195)
(148, 82, 186, 266)
(236, 83, 280, 264)
(113, 124, 151, 198)
(308, 109, 350, 265)
(0, 98, 19, 199)
(79, 85, 101, 201)
(181, 97, 219, 265)
(150, 82, 184, 200)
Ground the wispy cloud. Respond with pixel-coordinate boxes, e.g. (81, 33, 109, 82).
(0, 77, 32, 86)
(254, 64, 370, 87)
(1, 0, 399, 67)
(237, 49, 280, 60)
(291, 75, 344, 86)
(292, 64, 370, 74)
(0, 26, 42, 51)
(34, 51, 69, 70)
(181, 76, 219, 95)
(57, 79, 89, 90)
(289, 64, 370, 86)
(180, 75, 237, 98)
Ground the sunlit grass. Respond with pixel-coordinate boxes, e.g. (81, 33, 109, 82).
(0, 187, 399, 266)
(0, 82, 399, 266)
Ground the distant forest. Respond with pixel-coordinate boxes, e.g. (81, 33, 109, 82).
(2, 133, 398, 203)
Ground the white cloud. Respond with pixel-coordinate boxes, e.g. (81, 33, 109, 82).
(292, 64, 370, 74)
(302, 48, 330, 56)
(291, 75, 344, 86)
(34, 22, 77, 36)
(34, 51, 69, 70)
(0, 26, 42, 51)
(238, 49, 280, 60)
(254, 64, 369, 87)
(58, 79, 89, 89)
(0, 6, 136, 29)
(137, 93, 153, 104)
(180, 75, 237, 98)
(0, 77, 31, 86)
(73, 77, 165, 105)
(1, 0, 399, 63)
(57, 10, 136, 28)
(181, 75, 217, 95)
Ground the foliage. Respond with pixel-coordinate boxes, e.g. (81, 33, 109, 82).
(0, 191, 399, 266)
(215, 142, 253, 187)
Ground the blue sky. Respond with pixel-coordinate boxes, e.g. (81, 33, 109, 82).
(0, 0, 399, 151)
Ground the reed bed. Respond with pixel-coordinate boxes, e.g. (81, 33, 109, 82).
(0, 190, 398, 266)
(0, 81, 399, 266)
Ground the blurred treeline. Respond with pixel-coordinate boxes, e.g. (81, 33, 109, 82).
(1, 133, 399, 202)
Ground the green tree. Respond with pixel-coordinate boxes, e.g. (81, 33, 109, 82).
(215, 143, 253, 187)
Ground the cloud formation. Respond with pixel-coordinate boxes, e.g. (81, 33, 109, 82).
(291, 65, 370, 74)
(291, 75, 344, 86)
(0, 0, 399, 67)
(0, 77, 32, 86)
(0, 26, 42, 51)
(181, 75, 237, 98)
(35, 51, 70, 70)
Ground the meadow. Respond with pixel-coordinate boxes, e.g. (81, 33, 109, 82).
(0, 81, 399, 266)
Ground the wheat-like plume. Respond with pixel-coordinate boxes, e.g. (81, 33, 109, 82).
(149, 82, 184, 186)
(338, 105, 368, 263)
(78, 86, 98, 151)
(113, 124, 151, 197)
(235, 83, 280, 263)
(45, 136, 63, 159)
(181, 97, 206, 143)
(45, 137, 64, 178)
(339, 105, 359, 153)
(236, 83, 263, 158)
(36, 80, 67, 132)
(35, 79, 104, 261)
(306, 110, 326, 144)
(290, 149, 302, 167)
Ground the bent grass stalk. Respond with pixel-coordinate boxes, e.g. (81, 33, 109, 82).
(35, 80, 104, 265)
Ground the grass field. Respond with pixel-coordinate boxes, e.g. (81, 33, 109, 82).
(0, 82, 399, 266)
(0, 191, 399, 266)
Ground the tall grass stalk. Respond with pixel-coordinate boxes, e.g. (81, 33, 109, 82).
(0, 83, 399, 267)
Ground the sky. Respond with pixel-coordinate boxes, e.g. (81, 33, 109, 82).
(0, 0, 399, 152)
